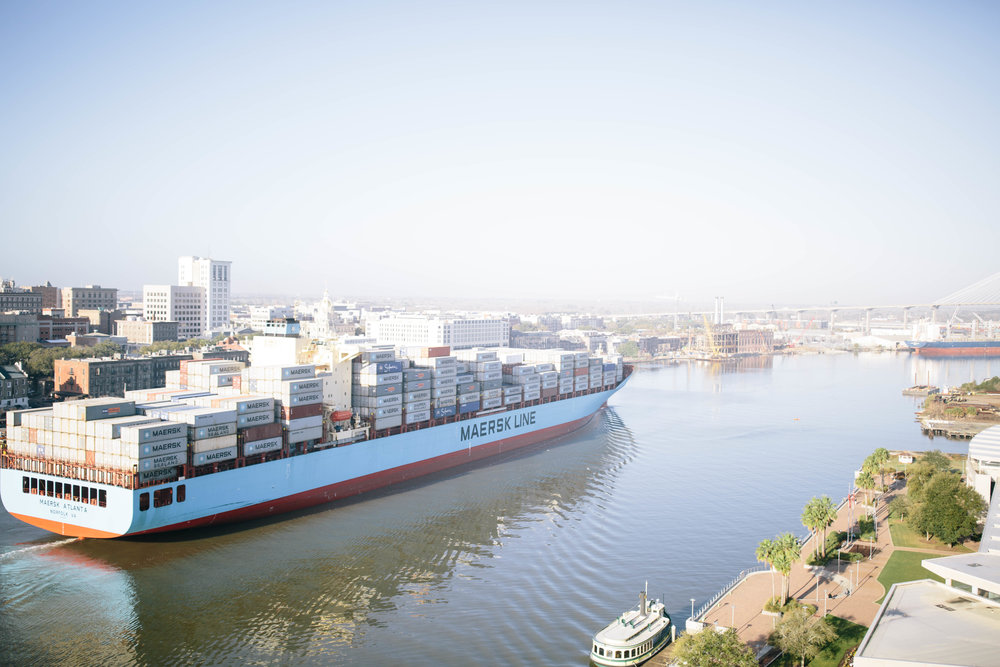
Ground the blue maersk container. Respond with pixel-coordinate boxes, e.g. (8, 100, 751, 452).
(458, 401, 480, 415)
(433, 405, 457, 419)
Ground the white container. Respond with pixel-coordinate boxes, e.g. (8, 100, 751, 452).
(503, 394, 521, 406)
(406, 410, 430, 424)
(166, 408, 238, 428)
(136, 437, 188, 459)
(191, 434, 239, 454)
(431, 386, 457, 398)
(405, 400, 431, 413)
(244, 437, 283, 455)
(481, 388, 502, 400)
(481, 397, 502, 409)
(190, 422, 238, 440)
(283, 415, 323, 431)
(286, 425, 323, 444)
(193, 445, 238, 466)
(120, 421, 188, 445)
(138, 452, 186, 472)
(457, 392, 480, 404)
(238, 411, 274, 428)
(432, 397, 457, 408)
(283, 392, 323, 406)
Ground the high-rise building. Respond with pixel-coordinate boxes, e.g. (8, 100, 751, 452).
(178, 256, 231, 335)
(28, 282, 61, 309)
(143, 284, 204, 340)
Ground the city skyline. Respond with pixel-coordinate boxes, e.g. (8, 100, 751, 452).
(3, 2, 999, 304)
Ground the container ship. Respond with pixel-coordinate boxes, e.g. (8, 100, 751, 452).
(905, 340, 1000, 358)
(1, 345, 631, 538)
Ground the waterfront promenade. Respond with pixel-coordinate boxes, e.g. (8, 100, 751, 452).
(693, 477, 972, 658)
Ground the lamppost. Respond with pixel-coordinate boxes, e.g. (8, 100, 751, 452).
(690, 598, 695, 620)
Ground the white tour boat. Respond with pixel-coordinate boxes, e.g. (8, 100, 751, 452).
(590, 586, 672, 666)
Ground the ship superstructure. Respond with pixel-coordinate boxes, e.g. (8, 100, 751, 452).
(1, 345, 630, 538)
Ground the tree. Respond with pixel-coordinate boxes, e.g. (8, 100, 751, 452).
(761, 532, 802, 606)
(756, 538, 778, 602)
(672, 627, 757, 667)
(0, 341, 42, 366)
(616, 340, 640, 358)
(871, 447, 890, 489)
(802, 496, 839, 558)
(770, 608, 836, 667)
(908, 450, 952, 501)
(855, 469, 876, 503)
(889, 495, 911, 521)
(909, 472, 987, 544)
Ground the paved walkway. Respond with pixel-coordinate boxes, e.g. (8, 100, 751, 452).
(697, 477, 918, 654)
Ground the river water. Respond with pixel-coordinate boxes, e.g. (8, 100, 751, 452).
(1, 352, 995, 666)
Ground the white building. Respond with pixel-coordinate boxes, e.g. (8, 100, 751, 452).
(365, 313, 509, 349)
(142, 284, 205, 340)
(178, 256, 231, 335)
(250, 305, 294, 331)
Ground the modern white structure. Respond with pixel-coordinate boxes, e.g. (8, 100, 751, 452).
(966, 425, 1000, 505)
(853, 434, 1000, 666)
(365, 313, 510, 349)
(142, 284, 204, 340)
(178, 256, 231, 335)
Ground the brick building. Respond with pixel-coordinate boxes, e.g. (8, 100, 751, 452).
(55, 355, 193, 398)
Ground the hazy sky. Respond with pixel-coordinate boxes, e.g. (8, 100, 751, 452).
(3, 1, 999, 306)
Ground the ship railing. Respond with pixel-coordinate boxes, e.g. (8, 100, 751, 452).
(691, 564, 771, 622)
(2, 451, 137, 489)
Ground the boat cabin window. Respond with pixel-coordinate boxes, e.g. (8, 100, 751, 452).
(615, 650, 621, 658)
(99, 489, 107, 508)
(46, 480, 53, 497)
(55, 482, 62, 498)
(177, 484, 186, 503)
(139, 492, 149, 511)
(22, 476, 28, 493)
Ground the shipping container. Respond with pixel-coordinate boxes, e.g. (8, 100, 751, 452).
(431, 376, 457, 388)
(240, 422, 282, 442)
(237, 411, 274, 428)
(280, 403, 324, 421)
(373, 415, 403, 430)
(120, 421, 188, 445)
(243, 436, 283, 456)
(361, 349, 396, 363)
(136, 437, 188, 459)
(481, 379, 503, 390)
(458, 401, 480, 414)
(405, 410, 430, 424)
(356, 371, 403, 386)
(481, 397, 502, 409)
(353, 383, 402, 398)
(405, 400, 431, 413)
(283, 415, 323, 431)
(138, 467, 179, 484)
(286, 425, 323, 444)
(359, 405, 402, 419)
(403, 368, 432, 382)
(138, 451, 187, 472)
(403, 389, 432, 403)
(457, 392, 480, 404)
(192, 445, 238, 466)
(53, 398, 137, 422)
(481, 388, 502, 400)
(165, 407, 237, 428)
(402, 380, 430, 392)
(432, 397, 457, 408)
(191, 434, 239, 454)
(189, 422, 238, 441)
(433, 405, 457, 419)
(431, 386, 457, 398)
(283, 391, 324, 406)
(357, 360, 403, 375)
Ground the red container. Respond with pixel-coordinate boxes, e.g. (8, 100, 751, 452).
(425, 346, 450, 358)
(241, 422, 281, 442)
(331, 410, 353, 422)
(574, 368, 587, 377)
(541, 387, 557, 398)
(280, 403, 323, 420)
(231, 376, 242, 390)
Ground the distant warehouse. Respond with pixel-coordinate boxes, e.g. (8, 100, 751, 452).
(365, 313, 510, 350)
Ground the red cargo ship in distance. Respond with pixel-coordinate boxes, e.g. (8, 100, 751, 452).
(906, 340, 1000, 358)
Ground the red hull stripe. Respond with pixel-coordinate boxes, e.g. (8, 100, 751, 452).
(913, 347, 1000, 357)
(129, 410, 601, 536)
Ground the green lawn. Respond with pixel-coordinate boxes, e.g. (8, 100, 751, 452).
(889, 521, 974, 552)
(769, 615, 868, 667)
(876, 550, 945, 603)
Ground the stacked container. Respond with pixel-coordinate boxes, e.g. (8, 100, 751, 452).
(248, 364, 324, 446)
(164, 407, 239, 466)
(352, 352, 404, 430)
(183, 360, 246, 391)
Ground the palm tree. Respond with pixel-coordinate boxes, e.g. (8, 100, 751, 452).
(802, 496, 839, 558)
(770, 532, 802, 606)
(756, 537, 778, 603)
(856, 469, 877, 504)
(871, 447, 890, 490)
